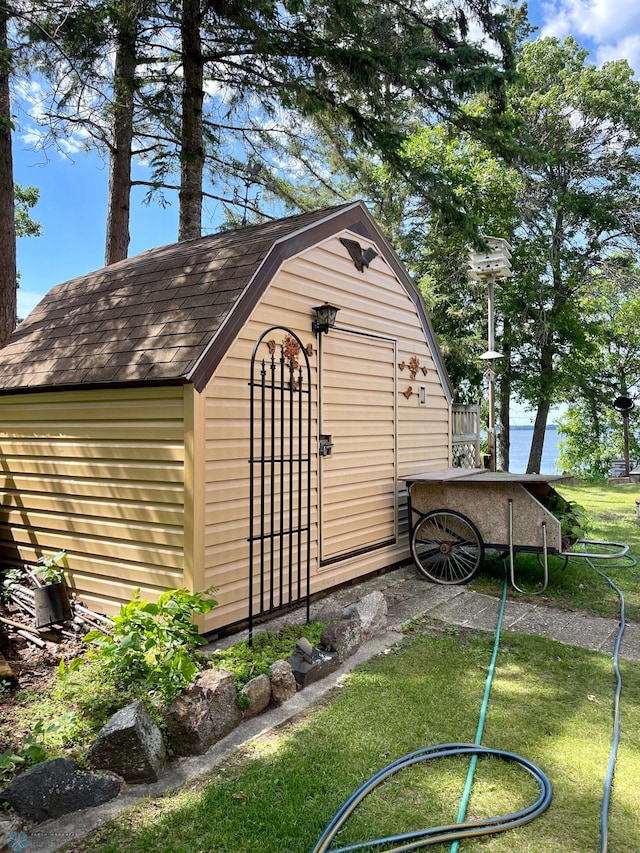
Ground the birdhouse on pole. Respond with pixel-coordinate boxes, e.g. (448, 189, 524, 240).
(468, 238, 512, 282)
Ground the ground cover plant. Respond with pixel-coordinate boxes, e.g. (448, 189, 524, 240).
(59, 625, 640, 853)
(470, 482, 640, 621)
(211, 622, 326, 691)
(0, 593, 324, 778)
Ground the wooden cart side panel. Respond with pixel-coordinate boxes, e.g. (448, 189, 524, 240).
(408, 481, 563, 551)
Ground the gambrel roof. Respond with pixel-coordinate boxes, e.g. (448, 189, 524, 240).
(0, 201, 451, 397)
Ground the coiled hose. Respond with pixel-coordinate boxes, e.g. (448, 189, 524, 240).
(312, 578, 553, 853)
(311, 744, 552, 853)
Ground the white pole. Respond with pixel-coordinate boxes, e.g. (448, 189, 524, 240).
(487, 277, 496, 471)
(468, 238, 511, 473)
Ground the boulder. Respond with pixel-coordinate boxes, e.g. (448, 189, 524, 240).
(1, 758, 120, 823)
(321, 618, 363, 660)
(344, 591, 387, 639)
(287, 638, 340, 688)
(240, 674, 271, 720)
(88, 699, 166, 783)
(269, 659, 297, 704)
(164, 668, 241, 756)
(315, 597, 343, 624)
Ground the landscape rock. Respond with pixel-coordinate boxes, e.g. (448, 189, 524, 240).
(164, 668, 241, 756)
(1, 757, 120, 823)
(240, 674, 272, 720)
(269, 659, 297, 704)
(88, 699, 166, 783)
(315, 597, 343, 624)
(344, 591, 388, 639)
(288, 638, 340, 688)
(321, 618, 363, 660)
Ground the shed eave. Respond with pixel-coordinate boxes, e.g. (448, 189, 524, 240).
(0, 375, 191, 398)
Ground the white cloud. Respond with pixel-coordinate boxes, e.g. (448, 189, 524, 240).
(539, 1, 640, 72)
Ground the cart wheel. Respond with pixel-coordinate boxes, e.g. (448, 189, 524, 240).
(411, 509, 484, 584)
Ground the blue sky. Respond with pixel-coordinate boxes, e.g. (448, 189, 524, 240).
(13, 1, 640, 325)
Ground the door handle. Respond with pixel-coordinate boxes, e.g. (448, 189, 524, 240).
(319, 434, 333, 457)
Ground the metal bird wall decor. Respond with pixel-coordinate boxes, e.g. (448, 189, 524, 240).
(339, 238, 379, 272)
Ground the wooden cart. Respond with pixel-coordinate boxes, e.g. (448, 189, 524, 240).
(403, 468, 628, 592)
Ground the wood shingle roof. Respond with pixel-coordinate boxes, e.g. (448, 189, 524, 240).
(0, 201, 451, 397)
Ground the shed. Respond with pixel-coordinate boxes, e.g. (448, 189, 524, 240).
(0, 202, 452, 633)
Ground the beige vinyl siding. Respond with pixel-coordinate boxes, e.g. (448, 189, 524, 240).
(0, 386, 187, 615)
(201, 231, 450, 632)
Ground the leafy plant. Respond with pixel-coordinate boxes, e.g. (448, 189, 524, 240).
(82, 587, 217, 706)
(212, 622, 325, 691)
(36, 549, 68, 584)
(1, 568, 24, 602)
(20, 721, 56, 766)
(0, 716, 77, 781)
(0, 748, 24, 781)
(545, 491, 592, 548)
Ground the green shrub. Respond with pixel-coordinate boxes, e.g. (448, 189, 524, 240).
(66, 587, 217, 708)
(545, 491, 592, 548)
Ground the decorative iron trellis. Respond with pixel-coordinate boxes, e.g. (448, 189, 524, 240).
(248, 327, 312, 644)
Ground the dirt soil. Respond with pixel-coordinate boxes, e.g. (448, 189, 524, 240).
(0, 595, 87, 754)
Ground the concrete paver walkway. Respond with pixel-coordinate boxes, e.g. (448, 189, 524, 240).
(227, 562, 640, 661)
(334, 563, 640, 661)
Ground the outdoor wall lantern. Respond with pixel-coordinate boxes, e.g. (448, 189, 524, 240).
(311, 303, 340, 335)
(468, 237, 512, 472)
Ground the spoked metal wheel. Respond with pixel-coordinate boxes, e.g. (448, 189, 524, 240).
(411, 509, 484, 584)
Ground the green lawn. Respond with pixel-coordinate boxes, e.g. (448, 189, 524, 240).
(51, 479, 640, 851)
(62, 631, 640, 851)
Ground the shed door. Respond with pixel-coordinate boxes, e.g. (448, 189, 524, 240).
(319, 329, 397, 565)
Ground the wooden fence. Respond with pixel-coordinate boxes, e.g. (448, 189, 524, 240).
(452, 404, 480, 469)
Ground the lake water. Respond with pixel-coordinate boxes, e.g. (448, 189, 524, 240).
(507, 426, 560, 474)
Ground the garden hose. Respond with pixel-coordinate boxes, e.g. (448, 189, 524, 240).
(448, 575, 508, 853)
(312, 550, 637, 853)
(576, 547, 637, 853)
(312, 577, 553, 853)
(311, 744, 552, 853)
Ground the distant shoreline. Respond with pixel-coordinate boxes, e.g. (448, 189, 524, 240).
(510, 424, 558, 431)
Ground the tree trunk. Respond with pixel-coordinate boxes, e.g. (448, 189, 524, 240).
(527, 345, 554, 473)
(178, 0, 204, 241)
(105, 3, 138, 265)
(498, 368, 510, 471)
(497, 319, 512, 471)
(0, 9, 16, 345)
